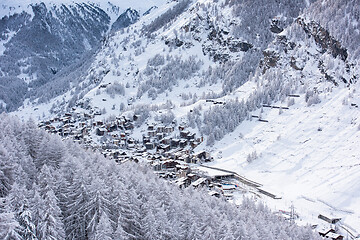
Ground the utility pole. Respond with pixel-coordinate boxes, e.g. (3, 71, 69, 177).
(290, 202, 295, 223)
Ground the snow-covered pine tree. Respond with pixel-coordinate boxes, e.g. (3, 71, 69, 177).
(93, 213, 113, 240)
(38, 189, 65, 240)
(0, 197, 22, 240)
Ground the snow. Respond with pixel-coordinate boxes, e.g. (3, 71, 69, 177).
(0, 99, 6, 108)
(0, 0, 167, 20)
(195, 166, 233, 178)
(191, 177, 207, 187)
(205, 80, 360, 233)
(0, 30, 16, 56)
(95, 0, 167, 15)
(7, 0, 360, 236)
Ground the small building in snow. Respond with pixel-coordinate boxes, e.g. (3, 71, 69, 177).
(191, 177, 210, 188)
(145, 142, 156, 150)
(318, 214, 341, 224)
(180, 130, 190, 139)
(161, 160, 178, 170)
(171, 139, 180, 148)
(165, 126, 174, 133)
(324, 232, 343, 240)
(157, 144, 171, 152)
(221, 184, 236, 194)
(96, 127, 107, 136)
(318, 228, 336, 237)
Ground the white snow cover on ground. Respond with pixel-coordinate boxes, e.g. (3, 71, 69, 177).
(202, 80, 360, 233)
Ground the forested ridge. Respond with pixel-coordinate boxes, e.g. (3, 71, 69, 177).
(0, 113, 319, 239)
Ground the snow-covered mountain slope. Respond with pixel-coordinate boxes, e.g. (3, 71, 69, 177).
(199, 1, 360, 232)
(0, 0, 167, 18)
(204, 80, 360, 231)
(12, 0, 312, 116)
(0, 0, 167, 112)
(6, 0, 360, 235)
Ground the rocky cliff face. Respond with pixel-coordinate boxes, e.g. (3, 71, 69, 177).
(297, 18, 348, 61)
(111, 8, 139, 33)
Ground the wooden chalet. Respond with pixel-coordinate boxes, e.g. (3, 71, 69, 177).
(190, 140, 198, 148)
(187, 132, 196, 140)
(108, 124, 118, 132)
(191, 177, 210, 188)
(119, 140, 126, 148)
(96, 127, 107, 136)
(208, 190, 221, 198)
(157, 125, 165, 133)
(124, 122, 134, 130)
(148, 130, 156, 137)
(157, 144, 171, 152)
(133, 114, 139, 121)
(165, 126, 174, 133)
(62, 131, 70, 137)
(175, 165, 190, 178)
(74, 133, 83, 140)
(180, 130, 190, 139)
(195, 151, 211, 162)
(324, 232, 343, 240)
(94, 110, 102, 115)
(221, 184, 236, 194)
(178, 125, 185, 131)
(179, 139, 187, 148)
(83, 113, 92, 119)
(318, 228, 336, 237)
(61, 117, 71, 124)
(171, 139, 180, 148)
(318, 214, 341, 224)
(156, 133, 164, 140)
(175, 177, 191, 188)
(45, 125, 55, 131)
(127, 138, 135, 145)
(152, 162, 162, 171)
(161, 137, 171, 145)
(187, 173, 199, 181)
(78, 122, 86, 127)
(143, 136, 150, 144)
(161, 160, 178, 170)
(145, 142, 156, 150)
(113, 139, 120, 146)
(119, 132, 126, 139)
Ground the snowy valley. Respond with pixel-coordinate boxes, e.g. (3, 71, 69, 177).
(1, 0, 360, 239)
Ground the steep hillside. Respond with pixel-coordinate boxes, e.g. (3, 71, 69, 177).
(0, 0, 167, 112)
(0, 2, 110, 111)
(12, 0, 316, 116)
(197, 0, 360, 234)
